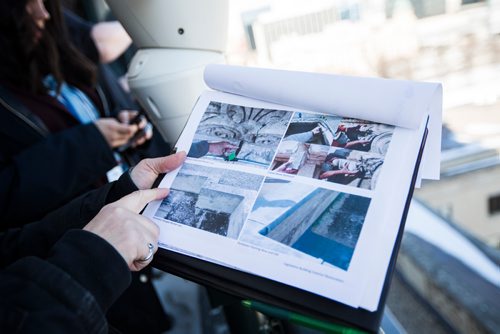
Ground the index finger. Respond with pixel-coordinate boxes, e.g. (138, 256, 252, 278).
(112, 188, 169, 213)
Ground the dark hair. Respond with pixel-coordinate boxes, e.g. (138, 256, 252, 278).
(0, 0, 96, 94)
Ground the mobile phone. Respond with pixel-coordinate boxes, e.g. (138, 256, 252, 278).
(117, 122, 153, 152)
(129, 113, 146, 125)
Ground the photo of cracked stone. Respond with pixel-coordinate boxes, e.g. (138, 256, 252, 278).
(188, 101, 294, 169)
(154, 162, 264, 239)
(272, 112, 394, 189)
(245, 178, 371, 270)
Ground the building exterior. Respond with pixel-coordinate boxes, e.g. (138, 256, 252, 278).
(415, 139, 500, 248)
(388, 200, 500, 334)
(233, 0, 498, 79)
(228, 0, 500, 248)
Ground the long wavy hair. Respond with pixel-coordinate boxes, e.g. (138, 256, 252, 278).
(0, 0, 96, 94)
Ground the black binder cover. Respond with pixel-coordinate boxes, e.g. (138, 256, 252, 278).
(152, 128, 428, 333)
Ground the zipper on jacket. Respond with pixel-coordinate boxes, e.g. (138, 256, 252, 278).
(0, 95, 48, 137)
(96, 85, 111, 117)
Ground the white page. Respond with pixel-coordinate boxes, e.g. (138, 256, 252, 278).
(356, 118, 428, 310)
(419, 88, 442, 180)
(204, 64, 441, 181)
(144, 90, 428, 310)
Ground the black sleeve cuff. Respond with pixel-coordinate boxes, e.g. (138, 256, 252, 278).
(105, 169, 139, 204)
(48, 230, 131, 312)
(188, 141, 209, 158)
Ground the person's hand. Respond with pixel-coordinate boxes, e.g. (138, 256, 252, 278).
(320, 169, 358, 179)
(83, 188, 168, 271)
(311, 126, 322, 135)
(118, 110, 153, 148)
(95, 118, 138, 148)
(319, 170, 337, 179)
(208, 141, 238, 156)
(130, 152, 186, 190)
(275, 159, 292, 172)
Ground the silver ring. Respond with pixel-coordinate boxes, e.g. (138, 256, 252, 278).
(140, 242, 155, 262)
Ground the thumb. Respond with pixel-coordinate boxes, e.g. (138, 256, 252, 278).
(142, 151, 187, 175)
(112, 188, 169, 213)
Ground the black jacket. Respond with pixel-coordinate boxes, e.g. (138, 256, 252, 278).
(0, 11, 169, 228)
(0, 85, 117, 227)
(0, 173, 136, 333)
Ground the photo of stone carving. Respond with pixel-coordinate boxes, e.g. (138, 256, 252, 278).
(272, 145, 385, 190)
(154, 162, 264, 239)
(189, 101, 294, 169)
(245, 178, 371, 270)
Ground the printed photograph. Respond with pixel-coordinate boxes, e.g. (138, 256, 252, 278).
(272, 145, 385, 190)
(273, 112, 395, 189)
(283, 112, 395, 155)
(330, 118, 395, 155)
(282, 113, 343, 145)
(242, 178, 371, 271)
(154, 162, 264, 239)
(188, 101, 294, 169)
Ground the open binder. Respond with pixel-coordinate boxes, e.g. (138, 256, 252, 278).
(145, 65, 442, 332)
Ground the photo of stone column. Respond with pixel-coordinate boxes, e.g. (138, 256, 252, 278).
(189, 101, 294, 169)
(154, 162, 264, 239)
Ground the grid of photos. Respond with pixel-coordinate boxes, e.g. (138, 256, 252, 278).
(271, 112, 395, 190)
(154, 162, 264, 239)
(188, 101, 294, 169)
(241, 178, 371, 271)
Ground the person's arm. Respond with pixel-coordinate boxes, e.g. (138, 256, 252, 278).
(344, 139, 371, 150)
(0, 187, 172, 333)
(188, 141, 210, 158)
(0, 174, 127, 267)
(63, 10, 132, 64)
(0, 124, 116, 227)
(188, 141, 238, 158)
(319, 169, 359, 179)
(91, 21, 132, 64)
(284, 130, 315, 143)
(0, 152, 186, 267)
(274, 160, 298, 174)
(0, 231, 130, 334)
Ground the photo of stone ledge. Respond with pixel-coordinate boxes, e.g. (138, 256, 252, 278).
(154, 162, 264, 239)
(244, 178, 371, 270)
